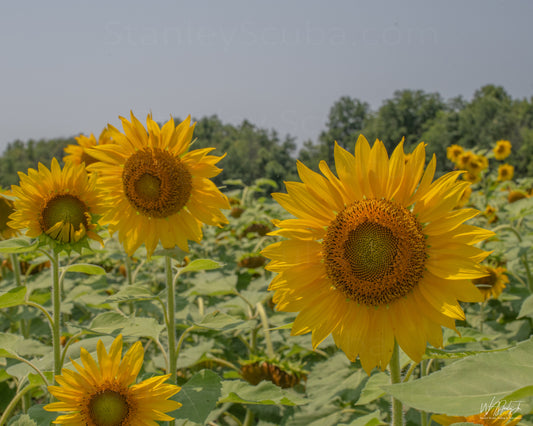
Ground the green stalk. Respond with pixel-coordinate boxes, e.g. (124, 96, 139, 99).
(256, 302, 274, 358)
(10, 253, 22, 287)
(0, 384, 35, 426)
(420, 359, 428, 426)
(390, 341, 403, 426)
(51, 251, 61, 385)
(165, 256, 177, 384)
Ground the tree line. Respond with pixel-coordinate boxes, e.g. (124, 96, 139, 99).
(1, 84, 531, 190)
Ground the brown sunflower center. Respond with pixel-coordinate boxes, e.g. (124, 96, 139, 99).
(41, 194, 89, 243)
(323, 198, 427, 306)
(122, 148, 192, 218)
(88, 389, 130, 426)
(472, 268, 497, 289)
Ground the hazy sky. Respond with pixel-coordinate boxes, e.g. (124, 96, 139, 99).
(1, 1, 532, 153)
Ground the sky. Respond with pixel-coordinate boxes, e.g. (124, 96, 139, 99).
(1, 0, 533, 154)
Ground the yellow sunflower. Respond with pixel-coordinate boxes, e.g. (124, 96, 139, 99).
(64, 129, 114, 167)
(87, 112, 229, 257)
(45, 335, 181, 425)
(462, 171, 481, 184)
(457, 185, 472, 208)
(472, 266, 509, 301)
(0, 190, 19, 240)
(432, 407, 521, 425)
(497, 164, 514, 182)
(468, 155, 488, 175)
(493, 140, 512, 161)
(262, 136, 492, 373)
(457, 151, 475, 169)
(508, 190, 528, 203)
(446, 144, 463, 163)
(8, 158, 104, 252)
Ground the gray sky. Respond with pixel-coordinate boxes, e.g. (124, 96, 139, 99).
(1, 0, 532, 153)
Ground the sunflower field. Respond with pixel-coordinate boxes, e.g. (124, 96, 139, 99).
(0, 113, 532, 426)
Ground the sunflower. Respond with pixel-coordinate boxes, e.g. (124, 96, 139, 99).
(457, 185, 472, 208)
(432, 407, 521, 425)
(45, 335, 181, 425)
(0, 190, 19, 240)
(457, 151, 475, 169)
(468, 155, 488, 175)
(261, 136, 492, 373)
(64, 129, 114, 167)
(472, 266, 509, 301)
(8, 158, 104, 252)
(508, 190, 528, 203)
(87, 112, 229, 257)
(493, 140, 512, 161)
(497, 164, 514, 182)
(462, 171, 481, 184)
(446, 144, 463, 163)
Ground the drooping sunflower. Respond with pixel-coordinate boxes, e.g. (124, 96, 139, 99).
(508, 190, 528, 203)
(432, 407, 521, 425)
(497, 164, 514, 182)
(8, 158, 104, 252)
(0, 190, 19, 240)
(64, 129, 113, 167)
(446, 144, 463, 163)
(45, 335, 181, 425)
(87, 112, 229, 257)
(262, 136, 492, 373)
(493, 140, 512, 161)
(472, 265, 509, 301)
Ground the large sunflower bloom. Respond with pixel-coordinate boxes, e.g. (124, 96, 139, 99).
(432, 407, 521, 425)
(472, 266, 509, 301)
(45, 335, 181, 425)
(8, 158, 104, 252)
(64, 129, 113, 167)
(262, 136, 492, 373)
(87, 112, 229, 257)
(493, 140, 512, 161)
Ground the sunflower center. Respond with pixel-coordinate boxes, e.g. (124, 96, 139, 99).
(323, 199, 427, 306)
(88, 389, 129, 426)
(122, 148, 192, 218)
(472, 268, 497, 289)
(41, 194, 89, 243)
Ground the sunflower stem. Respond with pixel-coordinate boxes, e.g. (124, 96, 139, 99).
(390, 341, 404, 426)
(165, 256, 177, 386)
(51, 251, 61, 386)
(243, 408, 255, 426)
(0, 384, 35, 426)
(256, 302, 275, 358)
(10, 253, 22, 287)
(420, 359, 428, 426)
(479, 300, 487, 333)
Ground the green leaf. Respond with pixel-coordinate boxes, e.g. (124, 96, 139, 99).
(424, 346, 509, 360)
(87, 312, 128, 333)
(106, 286, 156, 302)
(179, 259, 223, 275)
(383, 338, 533, 416)
(121, 317, 164, 340)
(194, 311, 252, 332)
(0, 286, 26, 309)
(355, 372, 388, 405)
(0, 238, 38, 253)
(8, 414, 37, 426)
(27, 404, 57, 426)
(170, 370, 222, 424)
(340, 411, 382, 426)
(219, 380, 307, 406)
(62, 263, 106, 275)
(518, 294, 533, 319)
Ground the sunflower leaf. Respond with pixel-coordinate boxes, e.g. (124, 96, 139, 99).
(7, 414, 37, 426)
(62, 263, 106, 275)
(105, 285, 156, 302)
(0, 238, 38, 253)
(194, 311, 254, 332)
(218, 379, 307, 405)
(382, 337, 533, 416)
(0, 286, 26, 309)
(517, 294, 533, 319)
(178, 259, 224, 275)
(27, 405, 58, 426)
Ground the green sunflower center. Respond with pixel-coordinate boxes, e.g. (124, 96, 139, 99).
(323, 199, 427, 306)
(88, 389, 130, 426)
(41, 194, 89, 243)
(122, 148, 192, 218)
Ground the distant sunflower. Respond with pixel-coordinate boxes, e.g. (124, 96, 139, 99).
(457, 185, 472, 208)
(88, 112, 229, 257)
(472, 266, 509, 301)
(262, 136, 492, 373)
(9, 159, 104, 252)
(508, 190, 528, 203)
(457, 151, 475, 169)
(0, 190, 19, 240)
(64, 129, 114, 167)
(493, 140, 512, 161)
(45, 335, 181, 425)
(468, 155, 488, 175)
(497, 164, 514, 182)
(432, 407, 521, 425)
(462, 171, 481, 184)
(446, 144, 463, 163)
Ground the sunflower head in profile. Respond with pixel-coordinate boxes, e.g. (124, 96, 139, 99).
(8, 158, 104, 253)
(508, 190, 528, 203)
(87, 112, 229, 257)
(472, 265, 509, 301)
(45, 334, 181, 425)
(497, 164, 514, 182)
(493, 139, 512, 161)
(64, 128, 114, 167)
(432, 407, 521, 425)
(0, 190, 19, 240)
(261, 136, 493, 374)
(446, 144, 464, 163)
